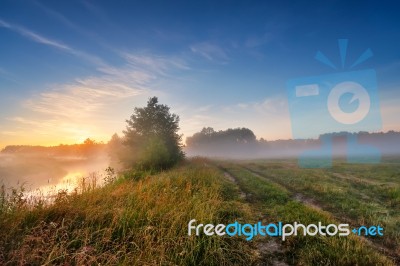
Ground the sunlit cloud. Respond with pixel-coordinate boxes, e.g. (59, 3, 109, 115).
(2, 52, 189, 146)
(196, 105, 213, 112)
(0, 131, 25, 137)
(24, 77, 142, 119)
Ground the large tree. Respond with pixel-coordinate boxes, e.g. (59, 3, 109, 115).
(123, 97, 184, 170)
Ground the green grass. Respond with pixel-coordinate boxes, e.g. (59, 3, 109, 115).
(218, 162, 396, 265)
(1, 158, 397, 265)
(0, 159, 254, 265)
(240, 159, 400, 254)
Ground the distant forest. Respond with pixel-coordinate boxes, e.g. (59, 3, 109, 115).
(1, 138, 105, 158)
(185, 128, 400, 158)
(2, 129, 400, 159)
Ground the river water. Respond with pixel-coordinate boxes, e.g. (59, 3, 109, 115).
(0, 153, 110, 198)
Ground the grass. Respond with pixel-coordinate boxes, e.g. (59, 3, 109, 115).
(217, 162, 396, 265)
(240, 159, 400, 254)
(0, 158, 253, 265)
(0, 158, 397, 265)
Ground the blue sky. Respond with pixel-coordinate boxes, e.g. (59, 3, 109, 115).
(0, 0, 399, 147)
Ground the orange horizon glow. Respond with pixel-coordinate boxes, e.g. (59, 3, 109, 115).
(1, 94, 399, 151)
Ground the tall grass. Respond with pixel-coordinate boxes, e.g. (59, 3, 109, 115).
(220, 163, 395, 265)
(0, 159, 253, 265)
(243, 160, 400, 254)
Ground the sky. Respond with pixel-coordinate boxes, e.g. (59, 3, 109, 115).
(0, 0, 399, 148)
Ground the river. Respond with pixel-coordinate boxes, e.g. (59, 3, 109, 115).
(0, 153, 110, 197)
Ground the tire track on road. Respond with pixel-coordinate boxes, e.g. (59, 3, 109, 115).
(220, 167, 289, 266)
(240, 165, 400, 264)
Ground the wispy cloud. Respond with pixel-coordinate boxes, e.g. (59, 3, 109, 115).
(218, 96, 292, 140)
(0, 18, 107, 68)
(4, 116, 94, 144)
(23, 53, 184, 119)
(222, 97, 287, 114)
(32, 0, 113, 51)
(251, 97, 287, 114)
(33, 0, 83, 33)
(5, 52, 189, 144)
(245, 33, 272, 48)
(1, 130, 25, 137)
(24, 78, 142, 119)
(190, 42, 229, 62)
(177, 95, 292, 142)
(0, 67, 19, 84)
(120, 53, 190, 75)
(0, 18, 66, 48)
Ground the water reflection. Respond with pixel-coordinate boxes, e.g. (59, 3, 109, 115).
(0, 154, 109, 199)
(30, 171, 84, 197)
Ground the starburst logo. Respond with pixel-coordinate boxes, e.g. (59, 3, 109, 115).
(315, 39, 373, 69)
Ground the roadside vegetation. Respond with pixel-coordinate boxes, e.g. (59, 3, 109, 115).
(0, 159, 254, 265)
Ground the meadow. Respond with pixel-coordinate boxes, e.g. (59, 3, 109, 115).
(218, 158, 399, 265)
(0, 157, 399, 265)
(0, 159, 254, 265)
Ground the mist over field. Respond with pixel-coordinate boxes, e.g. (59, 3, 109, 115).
(184, 128, 400, 159)
(0, 142, 110, 193)
(1, 129, 400, 194)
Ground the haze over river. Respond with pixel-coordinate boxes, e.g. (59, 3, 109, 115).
(0, 153, 110, 196)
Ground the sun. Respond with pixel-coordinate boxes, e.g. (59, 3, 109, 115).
(77, 136, 89, 144)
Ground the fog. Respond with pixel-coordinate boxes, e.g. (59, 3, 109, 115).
(185, 129, 400, 159)
(0, 152, 110, 196)
(2, 130, 399, 196)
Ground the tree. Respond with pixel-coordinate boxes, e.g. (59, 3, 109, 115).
(123, 97, 184, 170)
(81, 138, 100, 158)
(185, 127, 258, 157)
(107, 133, 125, 168)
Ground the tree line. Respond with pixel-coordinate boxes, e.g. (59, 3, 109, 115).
(4, 96, 400, 168)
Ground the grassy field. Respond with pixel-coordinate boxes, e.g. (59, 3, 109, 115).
(0, 159, 255, 265)
(0, 157, 399, 265)
(237, 159, 400, 255)
(217, 159, 399, 265)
